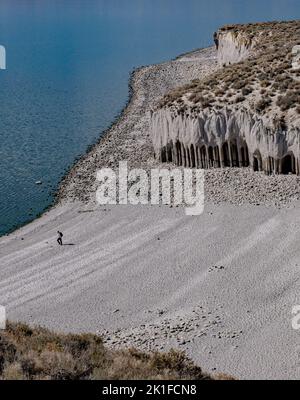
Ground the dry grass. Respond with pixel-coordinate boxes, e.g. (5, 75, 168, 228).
(157, 20, 300, 127)
(0, 322, 226, 380)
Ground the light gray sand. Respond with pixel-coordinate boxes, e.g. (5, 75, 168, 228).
(0, 201, 299, 380)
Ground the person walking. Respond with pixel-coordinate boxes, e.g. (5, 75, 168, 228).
(57, 230, 63, 246)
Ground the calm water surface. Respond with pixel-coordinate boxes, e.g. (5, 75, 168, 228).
(0, 0, 300, 235)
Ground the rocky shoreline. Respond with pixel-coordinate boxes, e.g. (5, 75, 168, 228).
(57, 46, 219, 203)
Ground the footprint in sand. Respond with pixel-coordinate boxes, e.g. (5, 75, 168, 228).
(208, 265, 225, 272)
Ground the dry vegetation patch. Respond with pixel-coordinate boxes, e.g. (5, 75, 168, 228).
(0, 322, 225, 380)
(157, 20, 300, 126)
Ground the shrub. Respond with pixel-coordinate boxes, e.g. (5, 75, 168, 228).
(255, 97, 272, 112)
(277, 91, 300, 111)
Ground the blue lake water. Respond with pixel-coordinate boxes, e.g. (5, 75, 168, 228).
(0, 0, 300, 236)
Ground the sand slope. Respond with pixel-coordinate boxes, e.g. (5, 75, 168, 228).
(0, 202, 299, 379)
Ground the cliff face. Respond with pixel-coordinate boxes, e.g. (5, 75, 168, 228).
(215, 30, 256, 66)
(151, 107, 300, 174)
(151, 21, 300, 175)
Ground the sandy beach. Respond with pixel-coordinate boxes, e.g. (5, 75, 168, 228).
(1, 201, 300, 379)
(1, 46, 300, 380)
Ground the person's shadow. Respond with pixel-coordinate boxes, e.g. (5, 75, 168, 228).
(62, 243, 75, 246)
